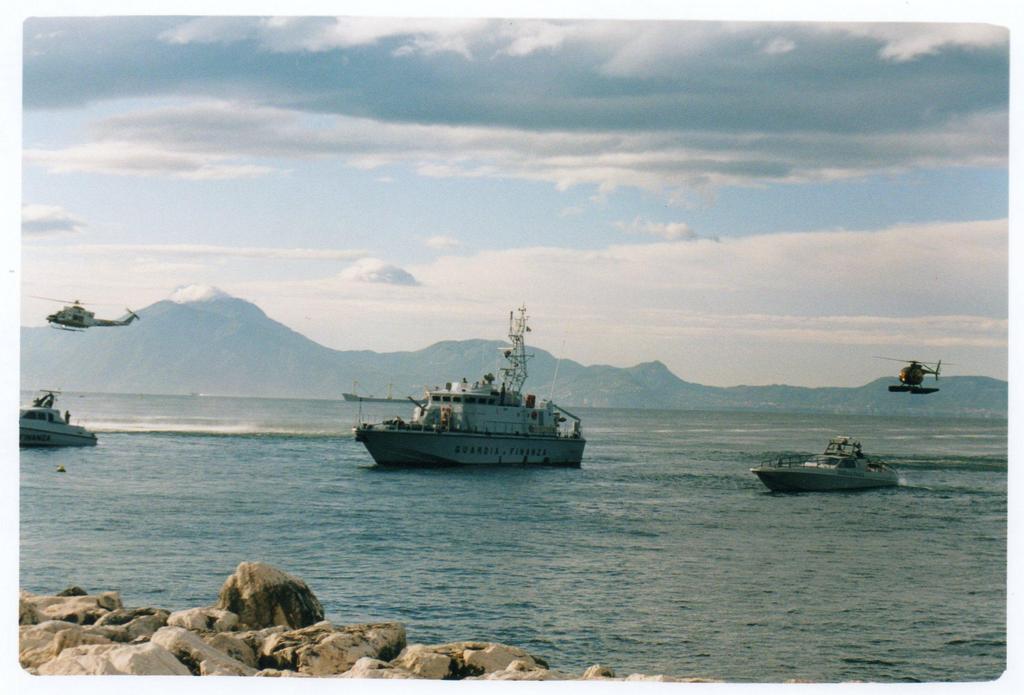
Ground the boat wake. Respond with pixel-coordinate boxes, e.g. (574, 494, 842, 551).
(83, 420, 348, 437)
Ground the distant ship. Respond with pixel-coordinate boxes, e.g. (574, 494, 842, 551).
(354, 306, 585, 466)
(342, 383, 401, 403)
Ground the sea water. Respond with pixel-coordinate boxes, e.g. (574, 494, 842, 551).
(18, 392, 1006, 682)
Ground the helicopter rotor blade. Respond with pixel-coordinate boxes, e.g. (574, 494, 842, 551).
(30, 295, 85, 304)
(874, 356, 946, 366)
(30, 295, 123, 307)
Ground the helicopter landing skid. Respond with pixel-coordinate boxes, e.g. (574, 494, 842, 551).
(888, 385, 939, 394)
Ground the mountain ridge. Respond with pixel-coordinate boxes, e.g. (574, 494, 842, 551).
(21, 294, 1007, 418)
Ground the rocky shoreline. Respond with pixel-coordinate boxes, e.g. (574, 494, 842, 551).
(20, 561, 712, 680)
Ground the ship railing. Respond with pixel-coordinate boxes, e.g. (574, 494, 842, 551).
(762, 454, 836, 469)
(361, 420, 582, 439)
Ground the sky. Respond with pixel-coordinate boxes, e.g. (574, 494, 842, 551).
(11, 4, 1013, 388)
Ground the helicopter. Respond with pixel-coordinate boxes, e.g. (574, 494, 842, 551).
(35, 296, 140, 331)
(875, 357, 942, 394)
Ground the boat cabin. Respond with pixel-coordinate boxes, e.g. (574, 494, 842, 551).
(402, 374, 571, 437)
(20, 409, 64, 423)
(823, 436, 864, 459)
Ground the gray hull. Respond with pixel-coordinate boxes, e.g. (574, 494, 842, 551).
(752, 467, 897, 492)
(20, 425, 97, 447)
(355, 428, 585, 467)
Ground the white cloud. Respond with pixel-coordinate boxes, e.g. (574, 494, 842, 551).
(403, 218, 1006, 336)
(424, 235, 461, 250)
(23, 101, 1007, 196)
(155, 18, 1008, 67)
(22, 204, 86, 236)
(339, 258, 419, 286)
(259, 218, 1004, 349)
(24, 142, 276, 180)
(834, 23, 1008, 62)
(616, 217, 712, 241)
(40, 244, 368, 262)
(162, 16, 491, 58)
(497, 20, 576, 57)
(168, 284, 230, 303)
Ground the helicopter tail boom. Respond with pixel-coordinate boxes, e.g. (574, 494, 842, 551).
(93, 309, 140, 327)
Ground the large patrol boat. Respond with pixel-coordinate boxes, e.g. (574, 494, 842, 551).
(353, 307, 585, 466)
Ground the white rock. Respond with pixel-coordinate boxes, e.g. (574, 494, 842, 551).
(472, 668, 565, 681)
(582, 663, 617, 679)
(232, 625, 288, 656)
(391, 644, 453, 679)
(19, 591, 42, 625)
(340, 656, 422, 679)
(167, 606, 239, 632)
(260, 621, 407, 676)
(255, 668, 311, 677)
(203, 632, 258, 668)
(36, 644, 122, 675)
(93, 607, 170, 642)
(19, 620, 113, 670)
(23, 592, 123, 625)
(625, 673, 680, 682)
(468, 659, 568, 681)
(151, 625, 257, 676)
(37, 642, 190, 675)
(107, 642, 192, 675)
(463, 643, 542, 674)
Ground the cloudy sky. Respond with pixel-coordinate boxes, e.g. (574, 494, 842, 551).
(15, 6, 1011, 387)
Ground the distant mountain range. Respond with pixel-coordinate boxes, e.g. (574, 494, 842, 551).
(21, 292, 1007, 418)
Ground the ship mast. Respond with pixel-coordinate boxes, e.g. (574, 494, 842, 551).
(500, 305, 532, 394)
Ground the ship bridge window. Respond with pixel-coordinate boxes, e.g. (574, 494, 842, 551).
(487, 398, 496, 405)
(23, 411, 38, 420)
(441, 396, 451, 402)
(47, 413, 55, 422)
(465, 397, 477, 404)
(452, 396, 462, 403)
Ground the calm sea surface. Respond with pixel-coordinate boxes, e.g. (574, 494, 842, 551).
(19, 392, 1007, 682)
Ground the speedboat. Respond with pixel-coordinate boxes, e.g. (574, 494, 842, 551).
(751, 436, 897, 492)
(19, 391, 97, 447)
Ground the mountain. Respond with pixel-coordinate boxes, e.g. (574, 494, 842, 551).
(21, 290, 1007, 418)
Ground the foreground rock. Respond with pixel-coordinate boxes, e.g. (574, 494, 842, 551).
(37, 642, 191, 675)
(216, 562, 324, 629)
(21, 589, 122, 625)
(93, 607, 170, 642)
(258, 620, 406, 675)
(151, 626, 258, 676)
(339, 657, 422, 679)
(167, 606, 239, 632)
(391, 641, 549, 679)
(20, 562, 701, 680)
(19, 621, 113, 671)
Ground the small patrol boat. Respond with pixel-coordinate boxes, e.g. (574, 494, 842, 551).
(751, 436, 898, 492)
(354, 306, 585, 466)
(19, 391, 97, 447)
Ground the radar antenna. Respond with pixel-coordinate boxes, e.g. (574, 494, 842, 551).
(500, 305, 533, 394)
